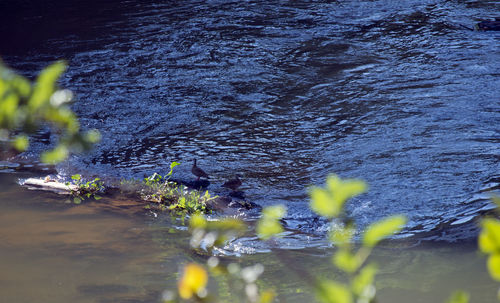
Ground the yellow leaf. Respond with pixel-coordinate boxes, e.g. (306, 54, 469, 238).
(178, 263, 208, 299)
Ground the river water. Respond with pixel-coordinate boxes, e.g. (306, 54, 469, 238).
(1, 1, 499, 244)
(0, 172, 497, 302)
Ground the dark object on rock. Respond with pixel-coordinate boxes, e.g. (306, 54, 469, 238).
(228, 199, 260, 210)
(475, 18, 500, 31)
(208, 196, 233, 210)
(222, 175, 242, 191)
(191, 159, 209, 181)
(229, 190, 245, 199)
(183, 179, 210, 189)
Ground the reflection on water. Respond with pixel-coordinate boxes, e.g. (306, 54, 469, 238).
(1, 0, 499, 242)
(0, 172, 497, 302)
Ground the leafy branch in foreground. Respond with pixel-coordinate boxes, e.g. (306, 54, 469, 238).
(0, 59, 100, 163)
(306, 175, 406, 303)
(478, 196, 500, 301)
(164, 174, 408, 303)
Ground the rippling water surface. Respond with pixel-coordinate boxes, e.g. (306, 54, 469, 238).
(1, 0, 499, 244)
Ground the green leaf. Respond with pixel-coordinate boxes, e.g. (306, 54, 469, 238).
(333, 249, 360, 273)
(316, 280, 353, 303)
(257, 205, 286, 240)
(190, 213, 207, 229)
(73, 197, 82, 204)
(84, 129, 101, 144)
(446, 290, 470, 303)
(259, 290, 275, 303)
(257, 219, 284, 240)
(12, 135, 29, 151)
(363, 215, 406, 247)
(41, 145, 68, 164)
(310, 175, 367, 218)
(45, 107, 79, 133)
(167, 161, 180, 177)
(29, 61, 66, 111)
(209, 218, 246, 232)
(329, 225, 355, 248)
(310, 187, 339, 218)
(262, 204, 286, 219)
(326, 176, 367, 204)
(479, 218, 500, 254)
(488, 254, 500, 281)
(352, 263, 378, 297)
(11, 74, 31, 98)
(0, 93, 19, 129)
(71, 174, 82, 181)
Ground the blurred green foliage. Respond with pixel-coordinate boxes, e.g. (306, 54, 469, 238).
(446, 290, 470, 303)
(256, 205, 286, 240)
(478, 196, 500, 300)
(165, 174, 408, 303)
(0, 59, 99, 163)
(310, 175, 406, 303)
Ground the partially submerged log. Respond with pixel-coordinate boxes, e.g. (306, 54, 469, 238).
(23, 177, 78, 195)
(21, 175, 261, 216)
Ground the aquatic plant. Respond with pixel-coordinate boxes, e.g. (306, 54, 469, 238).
(140, 162, 215, 214)
(66, 174, 104, 204)
(0, 59, 100, 163)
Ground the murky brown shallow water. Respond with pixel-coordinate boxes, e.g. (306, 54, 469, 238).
(0, 172, 497, 302)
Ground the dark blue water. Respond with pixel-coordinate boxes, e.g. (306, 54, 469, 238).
(1, 0, 499, 246)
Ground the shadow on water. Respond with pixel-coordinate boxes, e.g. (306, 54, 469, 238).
(0, 0, 499, 245)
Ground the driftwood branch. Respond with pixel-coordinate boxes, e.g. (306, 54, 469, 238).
(23, 177, 78, 195)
